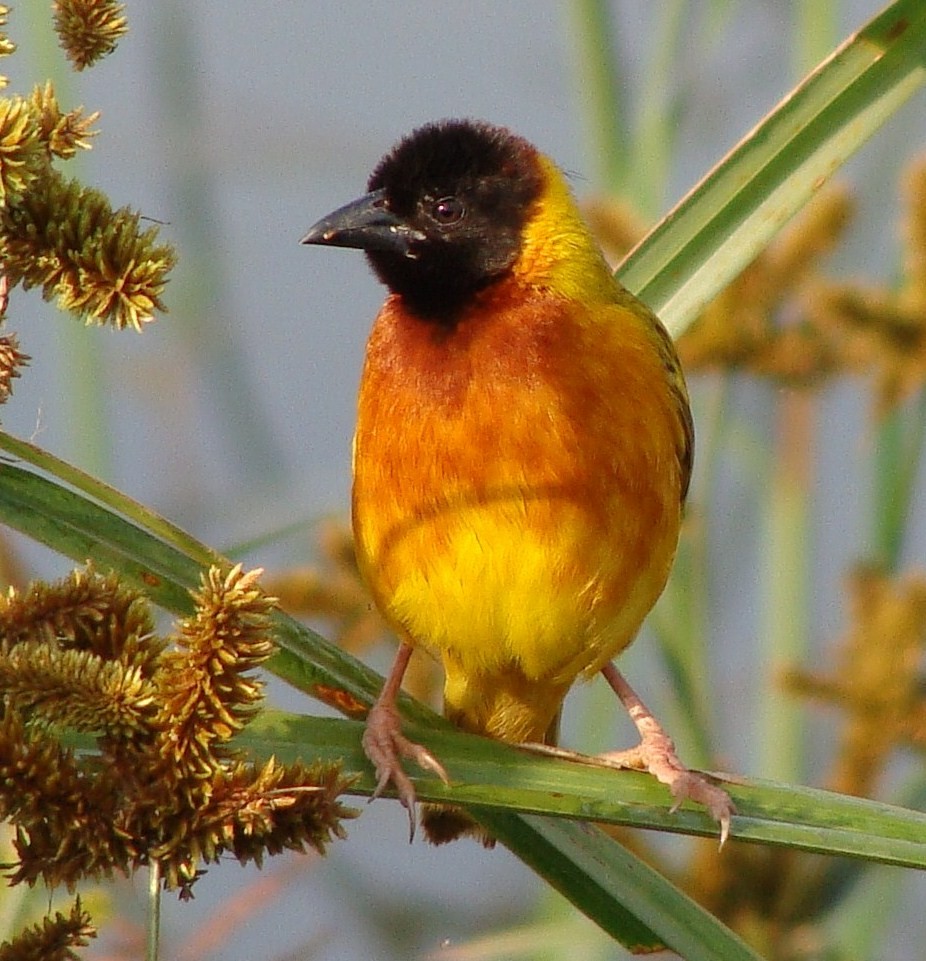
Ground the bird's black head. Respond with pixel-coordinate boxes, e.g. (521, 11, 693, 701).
(302, 119, 544, 321)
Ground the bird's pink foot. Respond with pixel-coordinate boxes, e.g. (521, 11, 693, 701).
(601, 730, 734, 846)
(362, 697, 449, 841)
(601, 661, 735, 846)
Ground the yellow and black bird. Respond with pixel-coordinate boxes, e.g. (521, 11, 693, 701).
(302, 119, 733, 844)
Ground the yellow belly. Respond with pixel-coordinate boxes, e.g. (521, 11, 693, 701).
(354, 477, 676, 741)
(376, 499, 642, 674)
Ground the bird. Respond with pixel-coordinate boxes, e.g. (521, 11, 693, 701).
(302, 119, 733, 845)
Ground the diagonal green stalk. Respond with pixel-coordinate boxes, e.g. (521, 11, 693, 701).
(0, 432, 223, 570)
(619, 0, 926, 336)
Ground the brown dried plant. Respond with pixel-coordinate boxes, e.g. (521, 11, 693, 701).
(0, 898, 95, 961)
(0, 564, 355, 954)
(784, 566, 926, 798)
(52, 0, 128, 71)
(0, 4, 174, 410)
(677, 186, 856, 386)
(811, 158, 926, 416)
(667, 153, 926, 416)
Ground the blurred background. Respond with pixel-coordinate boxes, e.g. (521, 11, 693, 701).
(4, 2, 926, 959)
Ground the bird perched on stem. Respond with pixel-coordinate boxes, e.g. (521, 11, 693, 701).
(302, 119, 733, 845)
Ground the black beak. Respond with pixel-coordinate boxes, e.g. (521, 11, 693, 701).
(301, 188, 426, 257)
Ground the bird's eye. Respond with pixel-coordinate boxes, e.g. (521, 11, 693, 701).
(431, 196, 465, 225)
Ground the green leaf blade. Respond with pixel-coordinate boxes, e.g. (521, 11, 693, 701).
(619, 0, 926, 335)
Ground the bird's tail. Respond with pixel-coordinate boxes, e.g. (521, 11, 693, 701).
(421, 665, 566, 846)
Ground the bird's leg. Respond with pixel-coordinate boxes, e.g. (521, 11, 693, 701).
(600, 661, 735, 845)
(362, 641, 450, 840)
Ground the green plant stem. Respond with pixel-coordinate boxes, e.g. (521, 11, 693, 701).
(871, 391, 926, 571)
(0, 431, 224, 570)
(758, 390, 813, 784)
(146, 860, 161, 961)
(633, 0, 687, 216)
(568, 0, 628, 191)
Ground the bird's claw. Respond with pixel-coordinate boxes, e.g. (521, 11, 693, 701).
(362, 700, 450, 842)
(602, 731, 735, 847)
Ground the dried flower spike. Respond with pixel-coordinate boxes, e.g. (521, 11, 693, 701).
(0, 6, 15, 90)
(53, 0, 128, 71)
(0, 97, 47, 206)
(0, 897, 95, 961)
(29, 83, 99, 160)
(157, 565, 278, 777)
(0, 169, 176, 330)
(0, 564, 354, 899)
(784, 566, 926, 797)
(0, 330, 29, 404)
(677, 186, 854, 386)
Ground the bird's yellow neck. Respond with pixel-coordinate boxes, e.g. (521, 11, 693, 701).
(512, 156, 617, 305)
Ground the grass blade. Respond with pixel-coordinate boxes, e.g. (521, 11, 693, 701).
(619, 0, 926, 335)
(243, 713, 926, 872)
